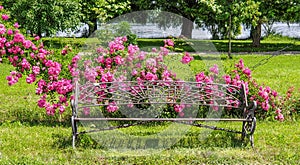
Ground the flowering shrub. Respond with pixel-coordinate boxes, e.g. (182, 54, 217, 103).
(220, 59, 283, 120)
(275, 87, 300, 121)
(0, 6, 293, 121)
(0, 6, 75, 115)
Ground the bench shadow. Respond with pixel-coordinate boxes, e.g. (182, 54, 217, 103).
(52, 129, 250, 150)
(0, 117, 71, 128)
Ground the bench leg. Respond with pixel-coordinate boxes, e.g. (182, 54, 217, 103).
(250, 134, 254, 148)
(249, 117, 256, 148)
(241, 117, 256, 147)
(241, 121, 246, 141)
(71, 116, 77, 148)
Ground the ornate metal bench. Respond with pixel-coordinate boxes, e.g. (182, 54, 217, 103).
(71, 80, 257, 148)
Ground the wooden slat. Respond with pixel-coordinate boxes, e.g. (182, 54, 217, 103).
(75, 117, 252, 122)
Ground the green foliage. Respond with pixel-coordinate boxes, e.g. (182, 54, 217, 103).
(78, 0, 131, 36)
(197, 0, 260, 39)
(41, 37, 86, 49)
(7, 0, 82, 37)
(93, 0, 131, 22)
(94, 21, 136, 45)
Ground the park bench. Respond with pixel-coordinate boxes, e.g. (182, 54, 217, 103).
(71, 80, 257, 148)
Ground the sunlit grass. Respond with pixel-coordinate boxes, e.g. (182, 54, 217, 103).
(0, 121, 299, 164)
(0, 53, 300, 164)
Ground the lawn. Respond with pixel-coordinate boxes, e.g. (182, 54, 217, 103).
(0, 54, 300, 164)
(40, 35, 300, 53)
(137, 36, 300, 53)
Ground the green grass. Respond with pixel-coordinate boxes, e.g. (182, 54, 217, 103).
(189, 54, 300, 96)
(1, 54, 300, 164)
(0, 121, 299, 164)
(137, 37, 300, 53)
(39, 35, 300, 53)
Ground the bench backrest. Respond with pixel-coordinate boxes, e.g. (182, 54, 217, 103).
(72, 80, 248, 118)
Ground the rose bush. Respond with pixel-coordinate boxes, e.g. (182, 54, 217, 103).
(0, 6, 291, 121)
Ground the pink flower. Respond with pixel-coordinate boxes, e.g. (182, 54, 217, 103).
(146, 58, 157, 69)
(127, 44, 139, 56)
(105, 57, 112, 65)
(107, 101, 119, 112)
(162, 70, 171, 78)
(181, 52, 193, 64)
(114, 55, 124, 65)
(160, 47, 169, 56)
(195, 72, 206, 83)
(6, 71, 20, 86)
(275, 113, 284, 122)
(13, 33, 25, 43)
(32, 66, 40, 75)
(145, 72, 157, 81)
(243, 68, 251, 76)
(61, 49, 67, 55)
(0, 6, 3, 10)
(55, 79, 73, 95)
(135, 63, 141, 68)
(83, 107, 90, 115)
(138, 51, 146, 60)
(45, 103, 55, 116)
(164, 39, 174, 47)
(2, 14, 9, 20)
(179, 112, 185, 117)
(223, 75, 231, 84)
(59, 105, 65, 114)
(59, 96, 67, 103)
(0, 24, 6, 35)
(261, 101, 270, 111)
(7, 29, 13, 35)
(26, 74, 36, 84)
(101, 72, 114, 82)
(209, 64, 219, 74)
(275, 109, 281, 115)
(235, 59, 244, 69)
(34, 36, 40, 40)
(38, 99, 46, 108)
(21, 58, 31, 70)
(272, 90, 278, 97)
(23, 40, 33, 49)
(14, 22, 19, 28)
(265, 86, 271, 93)
(174, 104, 185, 112)
(131, 69, 138, 76)
(109, 38, 125, 53)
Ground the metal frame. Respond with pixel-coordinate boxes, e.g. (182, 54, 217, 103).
(71, 80, 257, 148)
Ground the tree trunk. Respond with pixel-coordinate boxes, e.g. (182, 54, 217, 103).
(251, 21, 262, 47)
(88, 18, 98, 37)
(228, 13, 232, 59)
(37, 30, 42, 38)
(180, 17, 193, 39)
(210, 25, 219, 39)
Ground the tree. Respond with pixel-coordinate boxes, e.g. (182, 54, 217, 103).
(196, 1, 260, 39)
(79, 0, 131, 37)
(250, 0, 300, 47)
(7, 0, 82, 37)
(133, 0, 201, 38)
(195, 0, 260, 57)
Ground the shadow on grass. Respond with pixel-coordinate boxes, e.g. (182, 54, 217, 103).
(0, 117, 71, 127)
(52, 129, 249, 150)
(137, 39, 300, 53)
